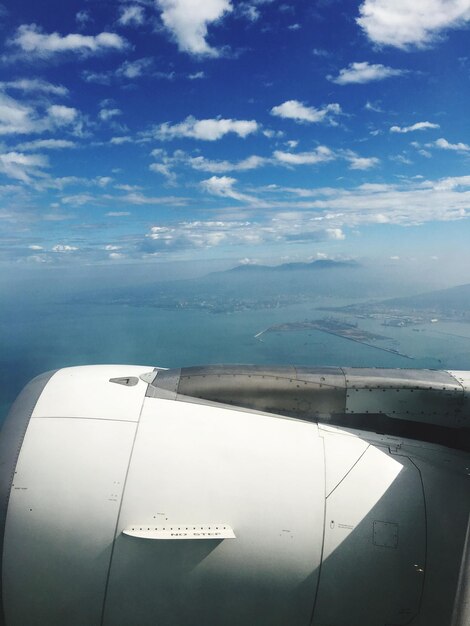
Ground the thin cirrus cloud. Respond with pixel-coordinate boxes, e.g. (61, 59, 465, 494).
(14, 139, 76, 151)
(10, 24, 127, 57)
(0, 93, 81, 136)
(201, 175, 260, 203)
(390, 121, 440, 133)
(357, 0, 470, 49)
(328, 61, 406, 85)
(271, 100, 342, 124)
(154, 116, 258, 141)
(82, 58, 155, 85)
(0, 78, 68, 96)
(0, 151, 49, 183)
(155, 0, 232, 57)
(188, 154, 268, 173)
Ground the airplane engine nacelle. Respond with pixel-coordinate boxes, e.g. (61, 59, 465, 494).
(0, 365, 469, 626)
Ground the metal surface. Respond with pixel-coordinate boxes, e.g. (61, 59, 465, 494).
(344, 368, 465, 428)
(0, 370, 57, 626)
(103, 396, 325, 626)
(1, 364, 469, 626)
(146, 365, 470, 449)
(451, 514, 470, 626)
(312, 446, 426, 626)
(33, 365, 151, 421)
(3, 417, 137, 626)
(123, 524, 236, 540)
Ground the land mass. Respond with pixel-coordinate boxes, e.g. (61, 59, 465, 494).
(318, 283, 470, 325)
(255, 318, 413, 359)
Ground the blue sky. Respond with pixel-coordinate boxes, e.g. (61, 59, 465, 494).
(1, 0, 470, 271)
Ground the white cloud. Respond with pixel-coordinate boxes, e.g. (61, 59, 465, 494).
(274, 146, 335, 166)
(118, 5, 145, 26)
(434, 137, 470, 152)
(154, 116, 258, 140)
(0, 78, 68, 96)
(0, 97, 80, 140)
(329, 61, 405, 85)
(326, 228, 346, 240)
(11, 24, 127, 57)
(390, 121, 440, 133)
(118, 57, 153, 79)
(61, 193, 95, 206)
(76, 10, 92, 27)
(365, 101, 384, 113)
(106, 211, 131, 217)
(99, 108, 122, 122)
(47, 105, 77, 125)
(357, 0, 470, 49)
(0, 93, 37, 135)
(52, 244, 78, 252)
(0, 151, 48, 182)
(15, 138, 76, 151)
(188, 71, 206, 80)
(201, 175, 258, 203)
(28, 245, 43, 250)
(189, 154, 268, 172)
(271, 100, 341, 124)
(142, 219, 262, 253)
(116, 191, 186, 206)
(156, 0, 232, 57)
(110, 136, 133, 145)
(345, 154, 380, 170)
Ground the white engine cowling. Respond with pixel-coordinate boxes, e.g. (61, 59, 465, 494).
(0, 365, 468, 626)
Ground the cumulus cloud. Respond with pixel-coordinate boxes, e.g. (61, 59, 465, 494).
(156, 0, 232, 57)
(274, 146, 335, 166)
(52, 244, 78, 252)
(357, 0, 470, 49)
(0, 93, 38, 135)
(118, 57, 154, 79)
(326, 228, 346, 240)
(329, 61, 406, 85)
(118, 5, 145, 26)
(390, 121, 440, 133)
(189, 154, 268, 173)
(344, 153, 380, 170)
(434, 137, 470, 152)
(271, 100, 341, 125)
(99, 108, 122, 122)
(0, 96, 81, 141)
(141, 219, 263, 253)
(10, 24, 127, 57)
(154, 116, 258, 140)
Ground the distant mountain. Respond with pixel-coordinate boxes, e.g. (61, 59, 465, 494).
(385, 282, 470, 311)
(320, 282, 470, 317)
(225, 259, 359, 273)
